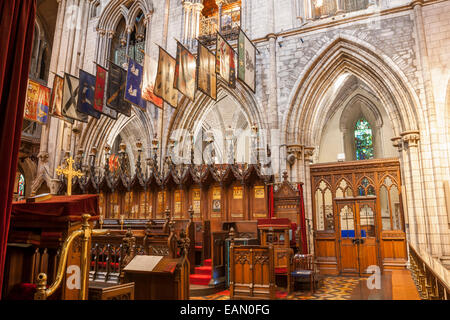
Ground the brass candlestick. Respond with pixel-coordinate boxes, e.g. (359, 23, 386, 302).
(120, 215, 125, 231)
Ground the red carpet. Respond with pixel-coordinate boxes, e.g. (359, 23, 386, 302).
(190, 259, 212, 286)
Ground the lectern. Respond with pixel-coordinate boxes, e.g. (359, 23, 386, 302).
(123, 254, 189, 300)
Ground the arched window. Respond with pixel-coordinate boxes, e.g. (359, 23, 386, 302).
(17, 173, 25, 197)
(354, 118, 374, 160)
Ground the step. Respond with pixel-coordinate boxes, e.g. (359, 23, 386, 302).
(190, 274, 211, 286)
(204, 259, 212, 267)
(195, 266, 212, 275)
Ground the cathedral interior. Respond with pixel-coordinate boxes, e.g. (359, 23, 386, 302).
(1, 0, 450, 302)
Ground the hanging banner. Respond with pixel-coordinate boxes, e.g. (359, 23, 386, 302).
(154, 46, 178, 108)
(106, 61, 131, 117)
(125, 57, 146, 110)
(216, 32, 236, 88)
(94, 64, 107, 113)
(24, 79, 40, 122)
(174, 41, 196, 102)
(77, 70, 101, 119)
(142, 53, 163, 109)
(50, 75, 64, 118)
(197, 41, 217, 100)
(37, 84, 50, 124)
(62, 73, 88, 122)
(238, 27, 256, 92)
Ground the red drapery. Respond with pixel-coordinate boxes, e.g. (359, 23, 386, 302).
(0, 0, 37, 298)
(298, 184, 308, 254)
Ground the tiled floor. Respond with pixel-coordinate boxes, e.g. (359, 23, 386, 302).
(191, 270, 421, 300)
(190, 276, 363, 300)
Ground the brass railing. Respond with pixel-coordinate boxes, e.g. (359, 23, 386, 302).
(34, 214, 109, 300)
(409, 243, 450, 300)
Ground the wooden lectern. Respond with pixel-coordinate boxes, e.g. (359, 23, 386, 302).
(123, 254, 189, 300)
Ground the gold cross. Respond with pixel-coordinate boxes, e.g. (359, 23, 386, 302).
(56, 157, 84, 196)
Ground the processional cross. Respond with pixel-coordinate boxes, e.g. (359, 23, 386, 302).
(56, 157, 84, 196)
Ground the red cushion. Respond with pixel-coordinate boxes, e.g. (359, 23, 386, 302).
(275, 267, 288, 274)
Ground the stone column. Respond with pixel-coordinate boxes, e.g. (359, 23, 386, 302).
(305, 0, 313, 21)
(400, 131, 433, 254)
(193, 2, 204, 41)
(287, 144, 303, 183)
(335, 0, 344, 14)
(412, 0, 448, 256)
(125, 26, 133, 61)
(96, 29, 106, 65)
(391, 136, 415, 243)
(216, 0, 224, 33)
(303, 146, 315, 254)
(183, 1, 192, 45)
(144, 12, 153, 54)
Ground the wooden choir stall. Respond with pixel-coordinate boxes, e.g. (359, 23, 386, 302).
(57, 141, 308, 298)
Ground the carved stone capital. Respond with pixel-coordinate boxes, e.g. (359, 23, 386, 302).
(193, 3, 204, 11)
(303, 146, 315, 162)
(287, 144, 303, 165)
(183, 1, 193, 10)
(400, 130, 420, 148)
(107, 30, 115, 39)
(391, 136, 403, 152)
(49, 179, 61, 195)
(97, 28, 106, 36)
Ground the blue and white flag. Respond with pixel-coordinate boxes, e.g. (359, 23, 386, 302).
(77, 69, 101, 119)
(125, 58, 146, 110)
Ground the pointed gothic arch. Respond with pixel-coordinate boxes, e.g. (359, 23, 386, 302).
(283, 34, 422, 148)
(167, 79, 268, 164)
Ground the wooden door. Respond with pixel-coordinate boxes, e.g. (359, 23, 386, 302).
(337, 201, 359, 274)
(337, 199, 379, 275)
(356, 199, 379, 274)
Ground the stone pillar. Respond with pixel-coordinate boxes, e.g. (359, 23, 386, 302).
(216, 0, 224, 33)
(144, 12, 153, 53)
(185, 1, 193, 46)
(335, 0, 344, 14)
(193, 2, 204, 41)
(183, 1, 192, 45)
(412, 0, 448, 256)
(96, 29, 106, 65)
(392, 136, 415, 243)
(400, 131, 433, 254)
(305, 0, 313, 20)
(287, 144, 303, 183)
(125, 26, 133, 61)
(303, 146, 315, 254)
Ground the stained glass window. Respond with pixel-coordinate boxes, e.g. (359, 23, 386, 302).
(17, 174, 25, 197)
(354, 118, 374, 160)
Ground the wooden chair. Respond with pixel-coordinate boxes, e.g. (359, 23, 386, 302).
(290, 253, 317, 294)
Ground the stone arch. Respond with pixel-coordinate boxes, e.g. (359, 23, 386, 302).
(79, 106, 156, 169)
(97, 0, 153, 32)
(17, 159, 37, 198)
(167, 79, 267, 164)
(283, 34, 422, 149)
(338, 92, 385, 161)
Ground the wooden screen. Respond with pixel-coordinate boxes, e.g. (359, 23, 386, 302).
(188, 187, 202, 220)
(156, 191, 167, 218)
(228, 182, 246, 220)
(250, 185, 268, 219)
(173, 189, 183, 218)
(209, 185, 223, 220)
(310, 158, 407, 275)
